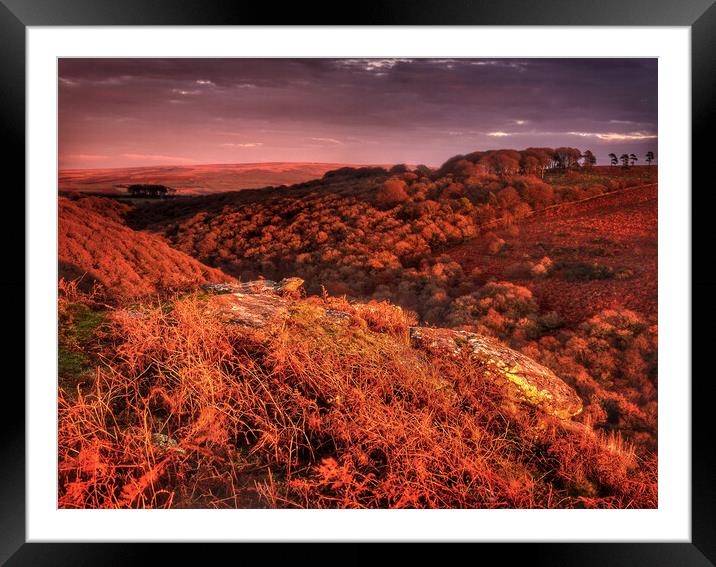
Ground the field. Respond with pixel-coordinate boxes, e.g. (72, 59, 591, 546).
(59, 162, 389, 196)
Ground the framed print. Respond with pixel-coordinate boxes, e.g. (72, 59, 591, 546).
(4, 0, 715, 563)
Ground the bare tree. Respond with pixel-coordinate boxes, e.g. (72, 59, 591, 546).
(581, 150, 597, 167)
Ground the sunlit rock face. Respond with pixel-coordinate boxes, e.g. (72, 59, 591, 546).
(409, 327, 583, 419)
(203, 278, 304, 327)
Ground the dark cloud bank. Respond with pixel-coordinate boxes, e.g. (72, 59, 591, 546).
(59, 58, 657, 169)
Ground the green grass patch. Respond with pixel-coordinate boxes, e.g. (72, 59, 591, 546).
(59, 303, 107, 391)
(559, 262, 634, 281)
(71, 306, 106, 342)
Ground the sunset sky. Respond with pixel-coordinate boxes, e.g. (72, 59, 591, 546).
(58, 58, 657, 170)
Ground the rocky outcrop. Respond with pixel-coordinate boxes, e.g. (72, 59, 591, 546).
(203, 278, 303, 327)
(206, 291, 289, 327)
(409, 327, 582, 419)
(203, 279, 582, 419)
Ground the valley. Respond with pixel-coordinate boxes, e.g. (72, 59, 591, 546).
(57, 153, 659, 509)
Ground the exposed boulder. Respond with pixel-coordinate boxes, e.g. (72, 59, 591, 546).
(206, 292, 288, 327)
(203, 278, 305, 327)
(409, 327, 582, 419)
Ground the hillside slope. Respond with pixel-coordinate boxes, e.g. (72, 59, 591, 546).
(58, 279, 655, 509)
(129, 163, 656, 326)
(447, 184, 658, 325)
(59, 196, 232, 299)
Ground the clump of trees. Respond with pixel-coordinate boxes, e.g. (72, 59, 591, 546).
(435, 147, 658, 177)
(127, 184, 175, 198)
(322, 166, 388, 180)
(438, 148, 554, 177)
(609, 152, 655, 168)
(437, 147, 602, 178)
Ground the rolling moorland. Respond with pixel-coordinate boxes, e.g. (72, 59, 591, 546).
(58, 148, 658, 509)
(59, 162, 392, 196)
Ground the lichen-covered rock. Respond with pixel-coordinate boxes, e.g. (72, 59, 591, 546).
(409, 327, 582, 419)
(206, 291, 289, 327)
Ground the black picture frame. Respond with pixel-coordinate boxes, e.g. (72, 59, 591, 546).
(3, 0, 713, 564)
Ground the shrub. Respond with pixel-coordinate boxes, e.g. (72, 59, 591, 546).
(530, 256, 554, 278)
(375, 178, 410, 209)
(486, 235, 506, 255)
(497, 186, 521, 208)
(446, 281, 539, 340)
(504, 256, 553, 280)
(521, 182, 554, 209)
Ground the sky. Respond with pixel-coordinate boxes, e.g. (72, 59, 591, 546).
(58, 58, 657, 170)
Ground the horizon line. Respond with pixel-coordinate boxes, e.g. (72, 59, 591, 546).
(58, 160, 417, 172)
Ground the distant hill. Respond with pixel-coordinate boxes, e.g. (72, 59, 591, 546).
(58, 162, 391, 196)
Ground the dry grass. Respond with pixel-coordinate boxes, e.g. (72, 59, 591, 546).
(58, 287, 656, 509)
(59, 197, 231, 301)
